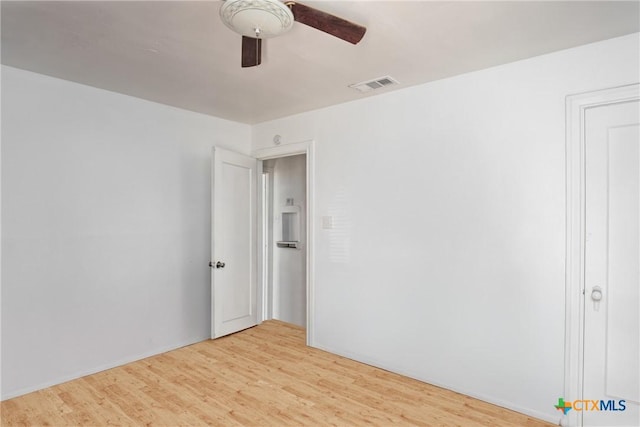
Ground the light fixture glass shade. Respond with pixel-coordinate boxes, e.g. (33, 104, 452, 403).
(220, 0, 294, 38)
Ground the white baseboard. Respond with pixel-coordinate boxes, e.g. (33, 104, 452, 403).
(1, 335, 209, 401)
(310, 342, 562, 426)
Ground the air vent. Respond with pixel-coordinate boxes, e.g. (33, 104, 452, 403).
(349, 76, 399, 93)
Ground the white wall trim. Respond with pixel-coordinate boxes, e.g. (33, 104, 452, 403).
(564, 83, 639, 427)
(253, 140, 312, 160)
(312, 341, 561, 425)
(253, 140, 316, 346)
(0, 334, 208, 401)
(259, 166, 274, 322)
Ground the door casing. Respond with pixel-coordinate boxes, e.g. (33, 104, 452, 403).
(564, 84, 639, 427)
(253, 140, 315, 346)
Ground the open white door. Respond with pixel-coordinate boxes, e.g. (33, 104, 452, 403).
(211, 147, 258, 339)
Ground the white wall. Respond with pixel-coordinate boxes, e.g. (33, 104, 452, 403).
(270, 155, 306, 327)
(0, 66, 250, 399)
(252, 33, 640, 423)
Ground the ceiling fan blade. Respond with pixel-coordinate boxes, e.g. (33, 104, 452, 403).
(290, 2, 366, 45)
(241, 36, 262, 67)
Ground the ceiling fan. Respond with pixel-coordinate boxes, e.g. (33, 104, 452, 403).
(219, 0, 367, 67)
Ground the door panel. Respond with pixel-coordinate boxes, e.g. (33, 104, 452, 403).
(606, 125, 639, 403)
(584, 100, 639, 426)
(211, 147, 258, 338)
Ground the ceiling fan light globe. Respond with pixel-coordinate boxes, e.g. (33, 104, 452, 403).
(220, 0, 294, 38)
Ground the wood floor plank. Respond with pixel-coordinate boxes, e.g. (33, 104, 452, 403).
(1, 320, 554, 426)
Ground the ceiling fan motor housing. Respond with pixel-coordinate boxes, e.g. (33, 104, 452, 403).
(220, 0, 294, 38)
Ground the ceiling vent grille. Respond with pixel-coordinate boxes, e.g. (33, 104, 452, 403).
(349, 76, 399, 93)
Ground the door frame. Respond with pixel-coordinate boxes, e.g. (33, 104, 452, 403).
(253, 140, 315, 346)
(564, 83, 639, 427)
(260, 166, 274, 322)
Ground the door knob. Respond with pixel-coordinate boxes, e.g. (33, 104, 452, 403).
(591, 286, 603, 312)
(208, 261, 226, 269)
(591, 286, 603, 301)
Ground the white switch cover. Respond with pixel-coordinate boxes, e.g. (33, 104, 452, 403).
(322, 216, 334, 229)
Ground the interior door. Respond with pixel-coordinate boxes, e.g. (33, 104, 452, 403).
(584, 99, 639, 426)
(211, 146, 258, 339)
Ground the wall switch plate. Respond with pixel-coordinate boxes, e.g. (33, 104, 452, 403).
(322, 216, 334, 229)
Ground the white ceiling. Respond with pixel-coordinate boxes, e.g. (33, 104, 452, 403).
(2, 1, 639, 124)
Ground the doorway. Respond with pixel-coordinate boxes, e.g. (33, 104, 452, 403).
(262, 154, 307, 327)
(565, 84, 639, 427)
(210, 141, 315, 342)
(254, 139, 315, 345)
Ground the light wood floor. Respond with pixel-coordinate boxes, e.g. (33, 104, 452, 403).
(1, 320, 553, 426)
